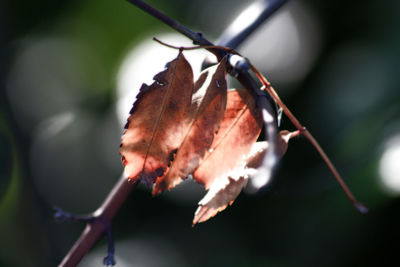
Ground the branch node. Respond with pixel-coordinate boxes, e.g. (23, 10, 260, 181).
(55, 206, 117, 266)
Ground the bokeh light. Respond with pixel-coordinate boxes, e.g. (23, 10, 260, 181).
(379, 134, 400, 196)
(240, 1, 321, 88)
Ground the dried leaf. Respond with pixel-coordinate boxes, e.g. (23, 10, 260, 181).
(193, 89, 263, 190)
(192, 131, 295, 225)
(246, 130, 294, 169)
(193, 177, 247, 225)
(190, 88, 262, 225)
(153, 57, 228, 194)
(120, 51, 194, 185)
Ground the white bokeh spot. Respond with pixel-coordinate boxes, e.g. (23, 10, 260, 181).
(379, 134, 400, 196)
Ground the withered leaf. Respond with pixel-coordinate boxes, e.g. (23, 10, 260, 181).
(120, 51, 194, 185)
(245, 130, 294, 168)
(153, 57, 228, 194)
(193, 89, 263, 190)
(193, 176, 248, 225)
(192, 131, 295, 225)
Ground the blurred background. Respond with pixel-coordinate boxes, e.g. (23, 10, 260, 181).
(1, 0, 400, 266)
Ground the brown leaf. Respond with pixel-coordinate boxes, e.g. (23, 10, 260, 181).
(192, 131, 295, 225)
(193, 177, 248, 225)
(120, 51, 194, 185)
(193, 89, 263, 190)
(153, 57, 228, 194)
(245, 130, 294, 169)
(190, 88, 262, 225)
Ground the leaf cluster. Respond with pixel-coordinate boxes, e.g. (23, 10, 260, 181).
(120, 51, 294, 224)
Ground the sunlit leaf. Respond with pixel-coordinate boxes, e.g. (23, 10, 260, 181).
(193, 89, 263, 190)
(193, 131, 295, 225)
(153, 57, 228, 194)
(120, 51, 194, 185)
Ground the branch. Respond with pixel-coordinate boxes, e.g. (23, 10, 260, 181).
(217, 0, 289, 49)
(59, 1, 286, 266)
(233, 65, 280, 190)
(126, 0, 212, 46)
(126, 0, 228, 61)
(201, 0, 289, 69)
(59, 177, 137, 267)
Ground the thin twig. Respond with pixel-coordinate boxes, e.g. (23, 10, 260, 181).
(153, 37, 236, 53)
(250, 65, 368, 213)
(126, 0, 227, 60)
